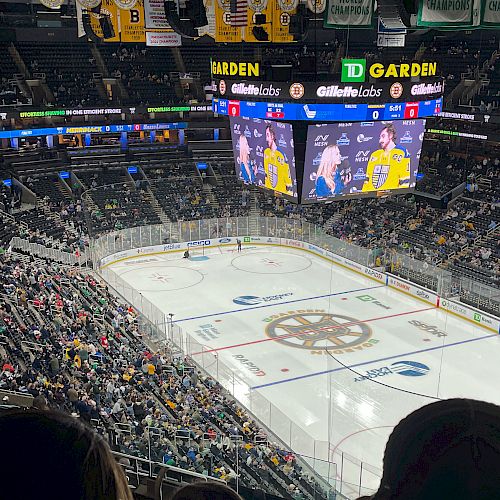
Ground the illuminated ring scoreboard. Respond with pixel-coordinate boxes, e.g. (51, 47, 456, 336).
(213, 97, 442, 121)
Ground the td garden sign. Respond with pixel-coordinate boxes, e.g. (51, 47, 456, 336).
(341, 59, 438, 82)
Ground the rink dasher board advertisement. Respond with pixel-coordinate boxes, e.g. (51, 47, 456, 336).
(98, 236, 498, 333)
(212, 97, 442, 121)
(302, 119, 426, 202)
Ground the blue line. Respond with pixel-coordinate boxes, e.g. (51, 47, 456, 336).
(175, 284, 385, 323)
(250, 332, 498, 390)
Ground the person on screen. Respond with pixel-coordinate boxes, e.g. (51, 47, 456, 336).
(315, 144, 352, 198)
(362, 123, 411, 193)
(237, 135, 256, 184)
(263, 124, 293, 195)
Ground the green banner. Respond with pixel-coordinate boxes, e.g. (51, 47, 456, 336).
(482, 0, 500, 27)
(324, 0, 374, 28)
(417, 0, 475, 27)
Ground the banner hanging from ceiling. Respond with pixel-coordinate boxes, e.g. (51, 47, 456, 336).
(120, 0, 146, 42)
(214, 0, 245, 42)
(417, 0, 475, 27)
(480, 0, 500, 28)
(324, 0, 374, 28)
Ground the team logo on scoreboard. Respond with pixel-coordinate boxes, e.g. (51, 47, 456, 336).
(289, 83, 305, 100)
(263, 310, 376, 353)
(372, 165, 389, 189)
(219, 80, 227, 95)
(336, 133, 350, 145)
(390, 82, 403, 99)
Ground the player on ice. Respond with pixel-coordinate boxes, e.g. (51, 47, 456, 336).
(236, 239, 242, 252)
(183, 249, 190, 259)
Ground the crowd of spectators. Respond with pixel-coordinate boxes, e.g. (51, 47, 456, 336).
(0, 253, 329, 499)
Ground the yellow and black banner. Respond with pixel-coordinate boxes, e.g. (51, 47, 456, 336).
(89, 0, 120, 41)
(214, 0, 242, 42)
(120, 0, 146, 42)
(214, 0, 299, 42)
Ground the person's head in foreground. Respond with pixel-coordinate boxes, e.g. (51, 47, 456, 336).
(363, 398, 500, 500)
(172, 482, 243, 500)
(0, 408, 132, 500)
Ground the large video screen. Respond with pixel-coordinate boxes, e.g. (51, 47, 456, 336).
(230, 116, 298, 199)
(302, 119, 426, 203)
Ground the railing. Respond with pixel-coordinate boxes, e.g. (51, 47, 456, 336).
(9, 236, 88, 267)
(89, 216, 472, 498)
(5, 211, 486, 497)
(98, 264, 342, 498)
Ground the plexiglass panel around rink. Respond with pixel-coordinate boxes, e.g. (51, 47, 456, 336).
(86, 206, 500, 499)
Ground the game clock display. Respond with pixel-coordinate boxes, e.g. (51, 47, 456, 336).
(213, 98, 441, 121)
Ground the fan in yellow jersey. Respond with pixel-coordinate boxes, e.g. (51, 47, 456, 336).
(263, 124, 293, 195)
(362, 123, 411, 193)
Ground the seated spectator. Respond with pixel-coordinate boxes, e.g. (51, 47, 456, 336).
(361, 399, 500, 500)
(0, 408, 132, 499)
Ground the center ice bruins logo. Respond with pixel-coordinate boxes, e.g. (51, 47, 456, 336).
(264, 310, 374, 352)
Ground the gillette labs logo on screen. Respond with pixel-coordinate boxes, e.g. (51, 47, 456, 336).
(231, 83, 282, 97)
(316, 85, 382, 98)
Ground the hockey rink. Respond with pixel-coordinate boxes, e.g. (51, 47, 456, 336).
(105, 244, 500, 497)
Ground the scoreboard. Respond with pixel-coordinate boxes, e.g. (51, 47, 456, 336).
(213, 97, 442, 121)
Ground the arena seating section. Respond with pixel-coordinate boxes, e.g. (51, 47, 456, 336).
(0, 31, 499, 499)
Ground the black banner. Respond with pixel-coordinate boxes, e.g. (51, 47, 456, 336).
(214, 78, 445, 104)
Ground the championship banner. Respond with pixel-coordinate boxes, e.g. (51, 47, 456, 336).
(214, 0, 242, 42)
(197, 0, 216, 38)
(144, 0, 170, 28)
(481, 0, 500, 27)
(272, 0, 298, 43)
(243, 0, 271, 42)
(89, 0, 120, 41)
(145, 31, 182, 45)
(120, 0, 146, 42)
(325, 0, 374, 28)
(417, 0, 475, 27)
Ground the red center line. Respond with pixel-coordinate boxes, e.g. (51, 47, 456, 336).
(190, 306, 437, 356)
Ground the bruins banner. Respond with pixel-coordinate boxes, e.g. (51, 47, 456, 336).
(214, 0, 244, 42)
(325, 0, 374, 28)
(215, 0, 298, 43)
(244, 0, 271, 43)
(120, 0, 146, 42)
(272, 0, 298, 43)
(89, 0, 120, 41)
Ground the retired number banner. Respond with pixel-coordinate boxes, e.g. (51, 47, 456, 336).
(325, 0, 374, 28)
